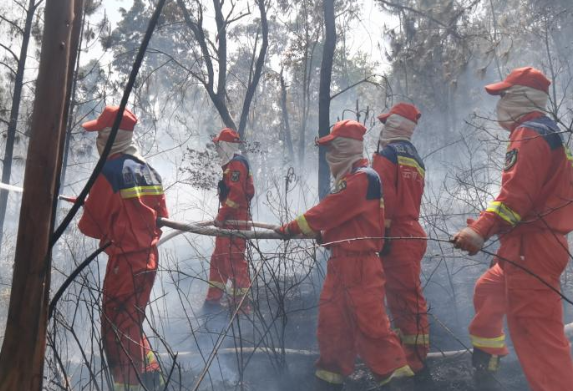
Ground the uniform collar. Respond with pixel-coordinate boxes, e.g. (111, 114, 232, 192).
(510, 111, 545, 132)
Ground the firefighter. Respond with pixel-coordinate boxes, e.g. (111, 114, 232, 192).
(205, 128, 255, 313)
(78, 106, 169, 391)
(453, 67, 573, 391)
(372, 103, 432, 383)
(276, 120, 413, 390)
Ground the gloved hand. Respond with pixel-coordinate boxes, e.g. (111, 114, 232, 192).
(274, 225, 294, 240)
(213, 219, 224, 228)
(452, 227, 484, 256)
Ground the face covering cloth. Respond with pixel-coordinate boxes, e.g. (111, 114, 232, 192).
(325, 137, 364, 183)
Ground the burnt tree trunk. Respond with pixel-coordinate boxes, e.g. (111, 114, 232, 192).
(0, 0, 38, 254)
(318, 0, 336, 199)
(0, 0, 79, 389)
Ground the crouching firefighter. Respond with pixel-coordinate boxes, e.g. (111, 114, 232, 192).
(78, 106, 169, 390)
(276, 120, 414, 390)
(205, 128, 255, 313)
(453, 66, 573, 391)
(372, 103, 433, 385)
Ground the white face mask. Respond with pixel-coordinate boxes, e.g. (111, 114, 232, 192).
(215, 141, 240, 166)
(379, 114, 417, 146)
(495, 85, 549, 130)
(325, 137, 364, 182)
(96, 127, 145, 162)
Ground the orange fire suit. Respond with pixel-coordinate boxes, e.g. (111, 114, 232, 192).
(372, 140, 429, 372)
(468, 113, 573, 391)
(283, 159, 410, 384)
(206, 154, 255, 303)
(78, 153, 168, 389)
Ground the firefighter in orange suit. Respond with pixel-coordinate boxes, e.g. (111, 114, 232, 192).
(453, 67, 573, 391)
(205, 128, 255, 312)
(78, 106, 169, 391)
(372, 103, 432, 381)
(277, 120, 413, 390)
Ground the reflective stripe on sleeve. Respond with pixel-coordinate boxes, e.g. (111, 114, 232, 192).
(225, 198, 239, 208)
(208, 281, 226, 291)
(120, 185, 164, 199)
(397, 156, 425, 177)
(315, 369, 344, 384)
(470, 334, 506, 349)
(485, 201, 521, 226)
(295, 214, 315, 236)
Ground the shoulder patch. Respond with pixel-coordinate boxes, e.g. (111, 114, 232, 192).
(353, 167, 382, 200)
(231, 170, 241, 182)
(504, 148, 518, 171)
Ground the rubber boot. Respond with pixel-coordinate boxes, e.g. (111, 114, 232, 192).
(472, 348, 501, 391)
(413, 365, 437, 390)
(314, 377, 343, 391)
(141, 370, 164, 391)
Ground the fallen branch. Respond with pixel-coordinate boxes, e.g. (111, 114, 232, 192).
(157, 217, 303, 240)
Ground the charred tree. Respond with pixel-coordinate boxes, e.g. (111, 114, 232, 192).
(0, 0, 80, 389)
(318, 0, 336, 199)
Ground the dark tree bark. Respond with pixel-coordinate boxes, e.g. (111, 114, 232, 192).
(177, 0, 269, 141)
(0, 0, 80, 389)
(318, 0, 336, 199)
(0, 0, 39, 255)
(280, 68, 295, 162)
(237, 0, 268, 139)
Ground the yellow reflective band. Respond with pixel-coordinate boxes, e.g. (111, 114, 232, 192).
(224, 169, 230, 174)
(233, 287, 249, 296)
(397, 156, 425, 177)
(225, 198, 239, 208)
(565, 146, 573, 165)
(470, 334, 506, 349)
(296, 214, 315, 236)
(384, 219, 392, 228)
(120, 185, 164, 199)
(379, 365, 415, 386)
(208, 281, 226, 291)
(380, 198, 385, 209)
(146, 350, 157, 365)
(315, 369, 344, 384)
(486, 201, 521, 226)
(401, 333, 430, 346)
(114, 383, 141, 391)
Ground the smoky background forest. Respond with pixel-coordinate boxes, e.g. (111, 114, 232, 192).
(0, 0, 572, 390)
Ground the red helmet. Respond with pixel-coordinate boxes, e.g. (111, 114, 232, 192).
(82, 106, 138, 132)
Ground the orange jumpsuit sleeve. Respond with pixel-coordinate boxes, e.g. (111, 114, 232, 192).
(470, 127, 551, 239)
(285, 173, 369, 235)
(78, 175, 119, 240)
(216, 160, 249, 222)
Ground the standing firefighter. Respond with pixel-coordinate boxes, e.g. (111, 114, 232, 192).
(205, 128, 255, 313)
(78, 106, 168, 390)
(453, 67, 573, 391)
(372, 103, 432, 382)
(277, 120, 413, 390)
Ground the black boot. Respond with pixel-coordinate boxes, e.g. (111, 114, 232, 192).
(314, 376, 343, 391)
(472, 348, 501, 390)
(413, 365, 437, 390)
(141, 370, 164, 391)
